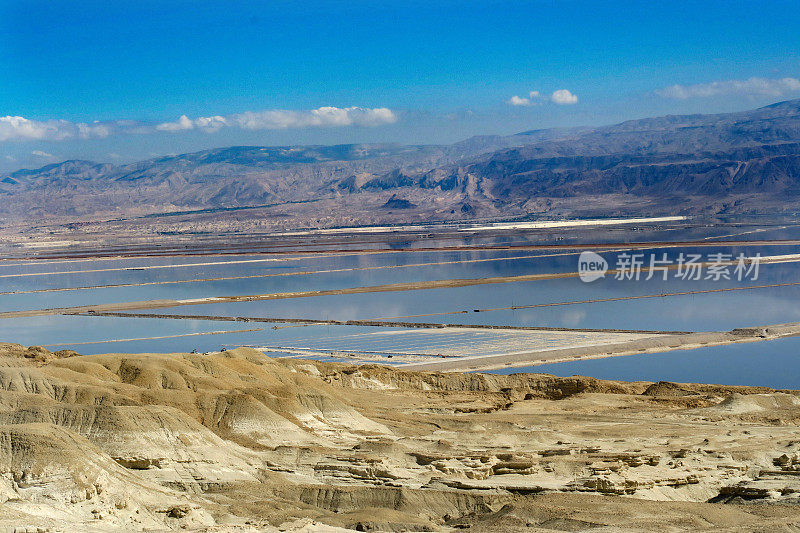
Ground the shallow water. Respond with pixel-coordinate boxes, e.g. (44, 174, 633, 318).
(2, 221, 799, 387)
(487, 336, 800, 390)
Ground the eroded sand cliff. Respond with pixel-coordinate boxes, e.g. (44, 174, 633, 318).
(0, 342, 798, 532)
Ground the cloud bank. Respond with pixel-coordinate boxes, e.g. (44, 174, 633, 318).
(507, 89, 578, 106)
(0, 106, 398, 142)
(550, 89, 578, 104)
(156, 106, 396, 132)
(0, 116, 107, 142)
(656, 77, 800, 99)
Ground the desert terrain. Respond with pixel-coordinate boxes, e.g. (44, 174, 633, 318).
(0, 342, 798, 532)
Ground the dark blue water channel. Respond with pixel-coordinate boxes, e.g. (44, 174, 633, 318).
(487, 336, 800, 390)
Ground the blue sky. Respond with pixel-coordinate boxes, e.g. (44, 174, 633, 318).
(1, 0, 799, 171)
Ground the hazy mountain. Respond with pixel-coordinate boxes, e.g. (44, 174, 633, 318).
(4, 100, 800, 223)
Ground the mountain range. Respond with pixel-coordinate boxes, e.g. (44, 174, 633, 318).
(4, 99, 800, 226)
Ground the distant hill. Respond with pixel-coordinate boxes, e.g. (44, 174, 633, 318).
(4, 100, 800, 224)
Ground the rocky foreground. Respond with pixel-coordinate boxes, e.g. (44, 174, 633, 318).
(0, 343, 799, 532)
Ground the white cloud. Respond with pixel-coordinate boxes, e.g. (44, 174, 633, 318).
(0, 116, 120, 142)
(76, 122, 112, 139)
(656, 77, 800, 99)
(230, 106, 397, 130)
(156, 114, 195, 132)
(0, 116, 70, 142)
(194, 115, 228, 131)
(508, 91, 544, 106)
(507, 95, 532, 106)
(155, 106, 396, 133)
(31, 150, 53, 158)
(550, 89, 578, 104)
(0, 106, 398, 143)
(4, 155, 15, 161)
(508, 89, 576, 106)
